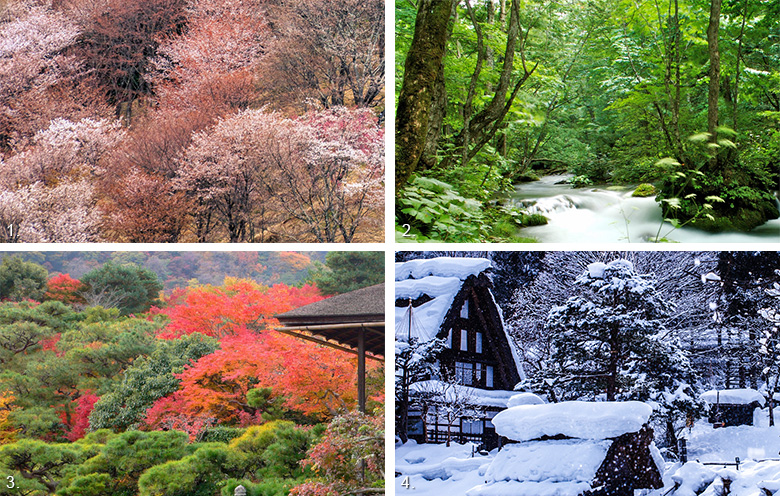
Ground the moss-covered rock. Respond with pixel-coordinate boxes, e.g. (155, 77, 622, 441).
(632, 183, 657, 197)
(693, 203, 780, 232)
(522, 213, 549, 226)
(515, 172, 540, 183)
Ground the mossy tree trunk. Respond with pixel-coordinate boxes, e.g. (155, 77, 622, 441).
(395, 0, 455, 193)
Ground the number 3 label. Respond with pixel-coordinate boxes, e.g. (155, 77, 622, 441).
(6, 475, 14, 488)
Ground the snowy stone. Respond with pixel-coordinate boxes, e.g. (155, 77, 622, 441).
(492, 401, 653, 442)
(759, 480, 780, 494)
(702, 272, 722, 283)
(506, 392, 544, 408)
(700, 388, 765, 407)
(483, 439, 610, 483)
(716, 468, 739, 481)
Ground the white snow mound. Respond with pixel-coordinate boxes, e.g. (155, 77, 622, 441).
(492, 401, 652, 442)
(466, 480, 594, 496)
(506, 392, 544, 408)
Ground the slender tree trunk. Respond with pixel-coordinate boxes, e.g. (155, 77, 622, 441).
(419, 61, 448, 171)
(461, 0, 487, 167)
(395, 0, 455, 192)
(769, 373, 779, 426)
(732, 0, 748, 161)
(671, 0, 684, 160)
(707, 0, 722, 169)
(449, 0, 537, 166)
(422, 402, 430, 443)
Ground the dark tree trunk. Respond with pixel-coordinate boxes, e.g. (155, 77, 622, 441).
(607, 324, 619, 401)
(395, 0, 455, 192)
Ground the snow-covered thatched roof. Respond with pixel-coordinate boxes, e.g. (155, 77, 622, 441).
(395, 257, 492, 281)
(466, 439, 613, 496)
(395, 258, 492, 342)
(395, 257, 525, 382)
(468, 401, 663, 496)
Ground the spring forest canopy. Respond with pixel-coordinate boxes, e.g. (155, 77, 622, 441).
(395, 0, 780, 242)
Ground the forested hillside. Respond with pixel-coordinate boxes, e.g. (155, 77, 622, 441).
(0, 254, 384, 495)
(395, 0, 779, 242)
(0, 0, 384, 243)
(1, 252, 327, 290)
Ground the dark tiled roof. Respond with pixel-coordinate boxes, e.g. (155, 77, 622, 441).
(276, 283, 384, 324)
(274, 283, 384, 356)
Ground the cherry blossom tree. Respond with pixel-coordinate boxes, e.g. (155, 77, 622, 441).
(276, 107, 384, 242)
(175, 107, 383, 242)
(0, 118, 124, 186)
(151, 0, 269, 113)
(261, 0, 384, 110)
(13, 180, 102, 242)
(175, 109, 280, 242)
(0, 117, 122, 242)
(0, 3, 82, 148)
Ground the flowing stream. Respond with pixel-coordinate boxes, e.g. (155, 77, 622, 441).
(505, 175, 780, 243)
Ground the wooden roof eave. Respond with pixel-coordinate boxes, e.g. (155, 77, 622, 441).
(274, 323, 385, 362)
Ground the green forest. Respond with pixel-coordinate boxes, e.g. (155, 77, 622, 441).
(0, 253, 384, 496)
(395, 0, 780, 242)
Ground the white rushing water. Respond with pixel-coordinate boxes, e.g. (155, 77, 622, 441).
(507, 175, 780, 243)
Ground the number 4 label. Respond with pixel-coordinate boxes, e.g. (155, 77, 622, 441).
(401, 476, 413, 489)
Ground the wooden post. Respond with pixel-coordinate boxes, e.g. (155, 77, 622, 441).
(358, 327, 366, 413)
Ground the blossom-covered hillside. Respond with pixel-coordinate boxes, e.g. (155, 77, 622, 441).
(0, 0, 384, 243)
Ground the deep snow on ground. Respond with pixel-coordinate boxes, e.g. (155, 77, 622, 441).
(395, 441, 494, 496)
(685, 409, 780, 462)
(396, 409, 780, 496)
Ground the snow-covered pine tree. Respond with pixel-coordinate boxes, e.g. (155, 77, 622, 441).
(524, 258, 701, 453)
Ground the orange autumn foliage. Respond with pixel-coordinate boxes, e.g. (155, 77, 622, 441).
(278, 252, 312, 271)
(0, 391, 19, 445)
(154, 278, 323, 339)
(45, 273, 86, 305)
(145, 278, 381, 427)
(172, 327, 373, 422)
